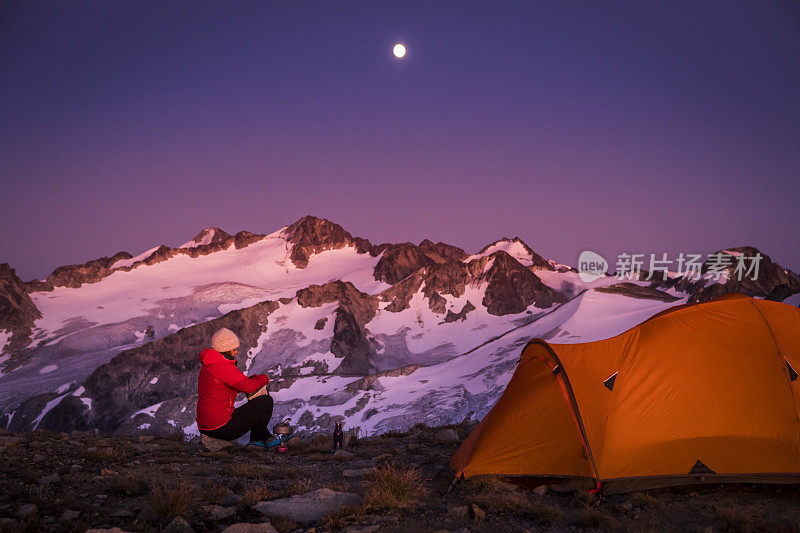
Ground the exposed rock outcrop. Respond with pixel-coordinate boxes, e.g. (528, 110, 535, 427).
(373, 243, 436, 285)
(296, 281, 380, 375)
(181, 227, 232, 249)
(0, 264, 41, 351)
(472, 251, 567, 315)
(36, 251, 133, 290)
(283, 216, 372, 268)
(296, 281, 378, 326)
(444, 301, 476, 323)
(329, 306, 376, 375)
(377, 251, 562, 316)
(378, 270, 426, 313)
(418, 239, 468, 262)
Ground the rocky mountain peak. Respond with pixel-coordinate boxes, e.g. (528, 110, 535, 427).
(418, 240, 468, 262)
(472, 251, 567, 314)
(645, 246, 800, 303)
(475, 237, 553, 270)
(373, 243, 436, 285)
(181, 227, 232, 249)
(283, 216, 373, 268)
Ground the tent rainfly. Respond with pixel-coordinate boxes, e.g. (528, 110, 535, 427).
(450, 293, 800, 493)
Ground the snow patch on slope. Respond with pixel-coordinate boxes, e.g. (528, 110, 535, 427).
(468, 239, 535, 266)
(131, 402, 164, 419)
(110, 246, 161, 270)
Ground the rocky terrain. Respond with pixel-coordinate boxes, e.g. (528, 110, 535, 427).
(1, 216, 798, 442)
(2, 426, 800, 533)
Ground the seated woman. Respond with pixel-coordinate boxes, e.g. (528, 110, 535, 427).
(196, 327, 275, 450)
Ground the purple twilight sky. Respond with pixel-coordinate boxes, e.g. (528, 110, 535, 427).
(1, 1, 799, 281)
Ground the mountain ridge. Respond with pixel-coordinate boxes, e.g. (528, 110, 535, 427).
(1, 215, 798, 439)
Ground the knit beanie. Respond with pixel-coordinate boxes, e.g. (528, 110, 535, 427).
(211, 328, 240, 353)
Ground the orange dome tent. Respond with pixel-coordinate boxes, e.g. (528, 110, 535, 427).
(450, 293, 800, 493)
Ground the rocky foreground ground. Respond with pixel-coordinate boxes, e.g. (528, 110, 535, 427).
(1, 425, 799, 532)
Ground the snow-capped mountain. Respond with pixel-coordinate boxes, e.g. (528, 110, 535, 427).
(0, 216, 797, 439)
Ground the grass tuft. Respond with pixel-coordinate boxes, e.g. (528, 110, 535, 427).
(286, 479, 313, 496)
(150, 481, 196, 520)
(242, 484, 274, 507)
(364, 463, 428, 510)
(321, 505, 367, 529)
(459, 475, 516, 495)
(716, 503, 754, 531)
(229, 462, 270, 479)
(630, 491, 663, 509)
(579, 508, 615, 529)
(201, 484, 232, 504)
(467, 492, 563, 525)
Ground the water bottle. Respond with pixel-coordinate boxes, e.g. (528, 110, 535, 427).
(333, 421, 344, 451)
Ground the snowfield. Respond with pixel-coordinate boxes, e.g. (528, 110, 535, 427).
(4, 219, 791, 439)
(267, 289, 687, 436)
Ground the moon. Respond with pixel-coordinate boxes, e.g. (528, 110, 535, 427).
(393, 43, 406, 58)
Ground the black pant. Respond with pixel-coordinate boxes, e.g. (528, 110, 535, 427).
(200, 395, 274, 442)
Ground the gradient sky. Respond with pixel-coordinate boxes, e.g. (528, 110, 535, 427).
(1, 1, 799, 281)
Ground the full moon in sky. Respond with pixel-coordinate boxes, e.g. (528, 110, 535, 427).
(393, 43, 406, 58)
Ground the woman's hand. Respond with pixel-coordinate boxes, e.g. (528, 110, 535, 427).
(247, 384, 269, 401)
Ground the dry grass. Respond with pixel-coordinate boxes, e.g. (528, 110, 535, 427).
(229, 462, 270, 479)
(579, 508, 615, 529)
(459, 475, 516, 495)
(270, 516, 299, 532)
(364, 464, 428, 510)
(295, 434, 333, 454)
(321, 505, 368, 529)
(630, 490, 663, 509)
(715, 503, 754, 531)
(468, 492, 564, 525)
(150, 481, 196, 520)
(307, 452, 334, 462)
(286, 479, 313, 496)
(201, 484, 232, 504)
(242, 484, 274, 507)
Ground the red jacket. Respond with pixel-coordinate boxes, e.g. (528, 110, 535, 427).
(196, 348, 269, 431)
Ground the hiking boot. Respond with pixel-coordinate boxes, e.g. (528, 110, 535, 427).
(201, 434, 234, 452)
(248, 435, 280, 449)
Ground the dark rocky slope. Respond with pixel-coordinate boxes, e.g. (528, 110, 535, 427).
(0, 264, 42, 351)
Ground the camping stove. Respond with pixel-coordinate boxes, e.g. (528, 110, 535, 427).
(270, 418, 295, 452)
